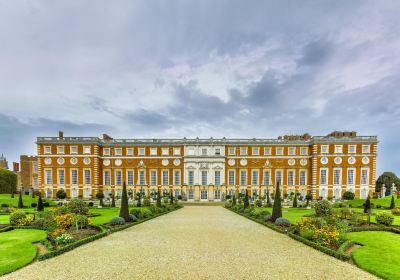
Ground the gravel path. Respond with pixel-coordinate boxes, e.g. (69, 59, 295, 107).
(2, 206, 377, 280)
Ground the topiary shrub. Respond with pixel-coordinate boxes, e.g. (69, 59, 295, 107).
(342, 191, 355, 200)
(376, 204, 382, 209)
(109, 217, 125, 226)
(255, 199, 262, 207)
(264, 214, 272, 222)
(56, 189, 67, 200)
(31, 202, 37, 208)
(375, 212, 394, 226)
(88, 202, 94, 207)
(143, 198, 151, 207)
(1, 203, 9, 208)
(315, 200, 332, 217)
(127, 214, 137, 222)
(43, 201, 50, 207)
(67, 199, 89, 215)
(130, 208, 143, 219)
(274, 217, 291, 227)
(31, 218, 45, 228)
(10, 211, 32, 226)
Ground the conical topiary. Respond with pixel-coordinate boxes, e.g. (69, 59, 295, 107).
(111, 192, 116, 207)
(390, 195, 396, 209)
(293, 192, 298, 208)
(18, 191, 24, 209)
(244, 190, 249, 209)
(271, 181, 282, 222)
(119, 182, 129, 221)
(232, 194, 237, 206)
(266, 190, 272, 207)
(169, 190, 174, 205)
(156, 188, 162, 207)
(364, 195, 371, 214)
(37, 193, 44, 212)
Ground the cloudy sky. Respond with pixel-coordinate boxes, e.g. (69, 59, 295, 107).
(0, 0, 399, 175)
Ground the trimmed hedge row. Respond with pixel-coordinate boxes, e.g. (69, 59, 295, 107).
(338, 240, 355, 255)
(350, 225, 400, 234)
(225, 206, 350, 261)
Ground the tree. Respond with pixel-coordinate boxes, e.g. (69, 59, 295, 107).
(271, 181, 282, 222)
(156, 188, 162, 207)
(119, 182, 129, 221)
(376, 172, 400, 193)
(169, 190, 174, 205)
(37, 193, 44, 212)
(293, 192, 298, 208)
(0, 169, 17, 194)
(243, 190, 249, 209)
(136, 191, 142, 207)
(18, 191, 24, 209)
(342, 191, 355, 200)
(56, 189, 67, 200)
(266, 190, 272, 207)
(305, 192, 312, 207)
(390, 195, 396, 209)
(96, 190, 105, 206)
(111, 192, 116, 208)
(232, 194, 237, 206)
(364, 195, 371, 224)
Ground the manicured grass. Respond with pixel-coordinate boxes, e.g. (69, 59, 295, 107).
(0, 215, 9, 224)
(338, 196, 399, 208)
(348, 231, 400, 280)
(89, 208, 120, 226)
(260, 207, 314, 223)
(0, 229, 47, 276)
(0, 194, 56, 208)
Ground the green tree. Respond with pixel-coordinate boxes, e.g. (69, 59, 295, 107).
(169, 190, 174, 205)
(96, 190, 105, 206)
(293, 192, 298, 208)
(376, 172, 400, 193)
(232, 194, 237, 206)
(37, 193, 44, 212)
(0, 169, 17, 194)
(364, 195, 371, 224)
(243, 190, 249, 209)
(119, 182, 129, 221)
(156, 188, 162, 207)
(18, 191, 24, 209)
(136, 191, 142, 207)
(266, 190, 272, 207)
(390, 195, 396, 209)
(111, 192, 116, 207)
(271, 182, 282, 222)
(56, 189, 67, 200)
(305, 192, 312, 207)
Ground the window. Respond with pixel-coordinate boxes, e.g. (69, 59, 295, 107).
(58, 169, 65, 185)
(362, 145, 370, 154)
(84, 170, 91, 185)
(162, 148, 169, 155)
(288, 147, 296, 156)
(70, 146, 78, 154)
(33, 163, 38, 173)
(44, 146, 51, 154)
(288, 170, 294, 186)
(114, 148, 122, 156)
(174, 189, 180, 197)
(126, 148, 134, 156)
(300, 147, 308, 155)
(127, 170, 134, 185)
(188, 148, 195, 156)
(200, 190, 208, 200)
(150, 148, 157, 156)
(229, 147, 235, 155)
(201, 171, 207, 185)
(103, 148, 110, 156)
(188, 189, 194, 199)
(162, 171, 169, 185)
(275, 170, 282, 185)
(240, 170, 247, 186)
(321, 145, 329, 154)
(138, 148, 145, 156)
(264, 147, 271, 155)
(347, 169, 355, 185)
(252, 147, 259, 155)
(115, 171, 122, 186)
(300, 170, 306, 185)
(174, 171, 180, 186)
(173, 148, 181, 155)
(104, 171, 110, 185)
(252, 170, 259, 185)
(201, 148, 207, 156)
(188, 171, 194, 185)
(333, 169, 341, 185)
(214, 190, 221, 200)
(348, 145, 356, 154)
(215, 148, 221, 155)
(335, 145, 343, 154)
(83, 146, 91, 154)
(150, 170, 157, 185)
(264, 171, 270, 185)
(361, 169, 369, 185)
(276, 147, 284, 155)
(320, 169, 327, 185)
(228, 170, 235, 185)
(240, 147, 247, 155)
(139, 171, 145, 185)
(215, 171, 221, 186)
(71, 170, 78, 185)
(45, 169, 52, 185)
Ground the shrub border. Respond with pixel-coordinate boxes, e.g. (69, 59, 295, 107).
(37, 205, 183, 261)
(225, 206, 350, 261)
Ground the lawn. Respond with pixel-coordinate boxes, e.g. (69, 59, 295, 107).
(0, 215, 9, 224)
(0, 194, 56, 208)
(0, 229, 47, 276)
(257, 207, 314, 223)
(89, 207, 120, 226)
(338, 196, 400, 208)
(348, 231, 400, 280)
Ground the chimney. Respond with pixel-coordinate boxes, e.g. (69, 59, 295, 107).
(102, 134, 113, 141)
(13, 162, 19, 172)
(59, 131, 64, 139)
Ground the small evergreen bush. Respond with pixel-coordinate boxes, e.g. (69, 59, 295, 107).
(315, 200, 332, 217)
(109, 217, 125, 226)
(342, 191, 355, 200)
(375, 212, 394, 226)
(274, 217, 291, 227)
(31, 202, 37, 208)
(128, 214, 137, 222)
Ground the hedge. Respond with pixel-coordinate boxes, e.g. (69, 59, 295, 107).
(225, 206, 350, 261)
(338, 240, 355, 255)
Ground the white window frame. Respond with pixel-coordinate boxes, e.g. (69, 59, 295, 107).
(228, 147, 235, 155)
(252, 147, 259, 155)
(348, 145, 356, 154)
(215, 148, 221, 155)
(138, 170, 146, 185)
(45, 169, 52, 185)
(174, 170, 181, 186)
(361, 168, 369, 186)
(264, 147, 271, 155)
(319, 168, 328, 186)
(83, 146, 91, 154)
(275, 170, 282, 185)
(347, 168, 355, 186)
(57, 169, 65, 185)
(162, 170, 169, 186)
(201, 171, 208, 185)
(70, 146, 78, 154)
(240, 170, 247, 186)
(333, 168, 342, 186)
(162, 148, 169, 156)
(299, 170, 306, 186)
(362, 145, 370, 154)
(103, 170, 111, 186)
(114, 148, 122, 156)
(300, 147, 308, 155)
(288, 147, 296, 156)
(240, 147, 248, 156)
(188, 170, 194, 185)
(276, 147, 284, 156)
(71, 169, 78, 185)
(201, 148, 207, 156)
(127, 170, 134, 186)
(115, 170, 122, 186)
(126, 148, 134, 156)
(103, 148, 111, 156)
(335, 145, 343, 154)
(150, 170, 157, 186)
(214, 171, 221, 186)
(251, 170, 259, 185)
(228, 170, 235, 186)
(173, 147, 181, 155)
(287, 170, 295, 186)
(263, 170, 270, 185)
(44, 146, 51, 154)
(138, 148, 145, 156)
(321, 145, 329, 154)
(84, 169, 91, 185)
(150, 148, 157, 156)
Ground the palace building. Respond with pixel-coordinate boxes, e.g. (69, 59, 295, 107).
(36, 131, 377, 201)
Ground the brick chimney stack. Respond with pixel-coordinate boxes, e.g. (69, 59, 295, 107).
(59, 131, 64, 139)
(13, 162, 19, 172)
